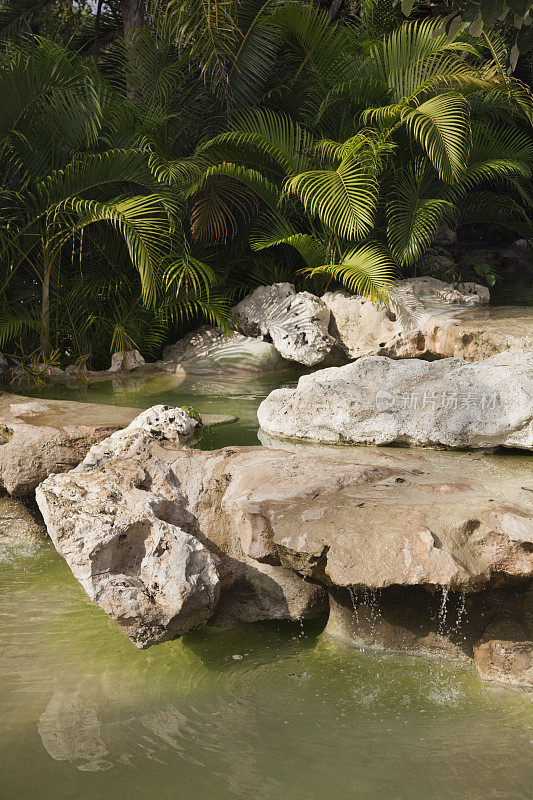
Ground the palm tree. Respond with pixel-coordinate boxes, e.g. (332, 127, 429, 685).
(188, 11, 533, 299)
(0, 37, 226, 366)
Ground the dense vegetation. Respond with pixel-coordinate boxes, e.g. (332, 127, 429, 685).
(0, 0, 532, 370)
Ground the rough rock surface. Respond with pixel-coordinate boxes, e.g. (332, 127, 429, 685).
(160, 325, 288, 373)
(0, 414, 122, 496)
(232, 283, 335, 366)
(36, 408, 327, 647)
(322, 276, 490, 361)
(36, 407, 217, 648)
(108, 350, 146, 372)
(0, 394, 236, 495)
(37, 417, 533, 682)
(257, 349, 533, 450)
(415, 306, 533, 361)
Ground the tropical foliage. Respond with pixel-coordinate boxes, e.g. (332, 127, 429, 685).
(0, 0, 531, 369)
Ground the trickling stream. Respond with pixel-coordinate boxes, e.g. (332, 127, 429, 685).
(1, 370, 532, 800)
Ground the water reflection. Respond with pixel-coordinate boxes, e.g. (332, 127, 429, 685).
(38, 692, 111, 772)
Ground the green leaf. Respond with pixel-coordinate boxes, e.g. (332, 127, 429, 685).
(250, 211, 327, 268)
(285, 157, 379, 241)
(302, 242, 397, 303)
(517, 24, 533, 51)
(462, 2, 481, 24)
(469, 13, 484, 36)
(387, 161, 456, 266)
(401, 0, 416, 17)
(481, 0, 505, 27)
(402, 93, 470, 183)
(508, 0, 529, 15)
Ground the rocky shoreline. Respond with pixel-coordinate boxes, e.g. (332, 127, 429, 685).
(2, 277, 532, 382)
(33, 405, 533, 687)
(1, 277, 532, 688)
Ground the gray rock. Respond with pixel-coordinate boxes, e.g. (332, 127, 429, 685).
(433, 225, 457, 247)
(232, 283, 335, 366)
(257, 349, 533, 450)
(0, 418, 122, 496)
(108, 350, 145, 372)
(160, 325, 288, 373)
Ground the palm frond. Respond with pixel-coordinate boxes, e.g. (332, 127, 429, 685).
(302, 241, 397, 302)
(285, 157, 379, 241)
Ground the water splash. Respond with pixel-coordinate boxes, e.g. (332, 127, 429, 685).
(437, 587, 449, 636)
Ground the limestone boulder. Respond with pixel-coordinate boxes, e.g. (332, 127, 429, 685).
(322, 276, 489, 360)
(257, 349, 533, 450)
(160, 325, 288, 373)
(232, 283, 335, 366)
(415, 306, 533, 361)
(36, 406, 217, 648)
(36, 409, 327, 647)
(108, 350, 145, 372)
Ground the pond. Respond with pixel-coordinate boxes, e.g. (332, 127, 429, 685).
(1, 371, 532, 800)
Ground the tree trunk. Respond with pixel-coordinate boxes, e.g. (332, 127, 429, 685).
(93, 0, 105, 65)
(122, 0, 143, 41)
(122, 0, 143, 99)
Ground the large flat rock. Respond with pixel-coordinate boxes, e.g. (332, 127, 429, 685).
(417, 306, 533, 361)
(36, 412, 532, 682)
(257, 349, 533, 450)
(0, 392, 236, 495)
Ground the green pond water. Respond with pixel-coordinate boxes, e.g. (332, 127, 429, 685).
(1, 372, 533, 800)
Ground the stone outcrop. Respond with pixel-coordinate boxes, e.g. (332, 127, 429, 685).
(232, 283, 336, 366)
(257, 349, 533, 450)
(37, 410, 533, 683)
(415, 306, 533, 361)
(160, 325, 288, 373)
(108, 350, 146, 372)
(322, 276, 490, 361)
(0, 415, 122, 497)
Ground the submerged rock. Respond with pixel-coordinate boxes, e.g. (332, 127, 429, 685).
(232, 283, 335, 366)
(257, 349, 533, 450)
(160, 325, 288, 373)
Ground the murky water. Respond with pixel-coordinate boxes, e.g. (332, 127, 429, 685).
(1, 373, 533, 799)
(11, 369, 304, 448)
